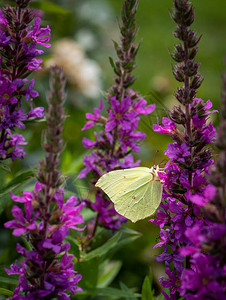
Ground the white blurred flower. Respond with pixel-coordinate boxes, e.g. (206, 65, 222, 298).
(45, 38, 101, 98)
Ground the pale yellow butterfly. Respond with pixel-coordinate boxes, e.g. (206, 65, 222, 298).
(95, 166, 164, 223)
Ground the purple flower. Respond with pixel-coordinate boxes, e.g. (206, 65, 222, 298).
(27, 99, 44, 118)
(119, 118, 146, 152)
(78, 152, 103, 178)
(26, 17, 51, 48)
(180, 253, 225, 300)
(0, 78, 18, 105)
(160, 268, 182, 295)
(153, 228, 170, 248)
(118, 153, 140, 168)
(91, 192, 125, 229)
(10, 190, 33, 203)
(0, 31, 11, 46)
(82, 99, 104, 130)
(164, 142, 190, 162)
(4, 203, 38, 236)
(82, 137, 96, 149)
(105, 96, 137, 132)
(59, 195, 85, 231)
(150, 202, 171, 228)
(132, 98, 155, 115)
(2, 107, 27, 130)
(0, 9, 7, 26)
(25, 79, 39, 101)
(153, 117, 177, 133)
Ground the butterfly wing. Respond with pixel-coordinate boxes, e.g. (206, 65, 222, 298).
(95, 167, 151, 203)
(113, 174, 163, 223)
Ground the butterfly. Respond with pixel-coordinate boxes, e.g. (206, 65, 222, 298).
(95, 166, 164, 223)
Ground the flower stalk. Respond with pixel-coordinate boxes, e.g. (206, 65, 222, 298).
(4, 67, 84, 299)
(0, 0, 50, 161)
(79, 0, 155, 231)
(151, 1, 218, 299)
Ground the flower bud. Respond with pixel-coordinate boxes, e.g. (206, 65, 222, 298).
(170, 105, 186, 124)
(184, 60, 199, 77)
(190, 74, 203, 89)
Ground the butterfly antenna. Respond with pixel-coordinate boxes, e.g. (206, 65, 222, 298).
(153, 150, 159, 166)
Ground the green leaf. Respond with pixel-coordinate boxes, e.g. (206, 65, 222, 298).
(81, 232, 121, 262)
(97, 260, 122, 288)
(77, 287, 141, 298)
(0, 170, 34, 195)
(113, 227, 141, 251)
(30, 1, 70, 15)
(124, 76, 137, 88)
(0, 276, 18, 286)
(155, 295, 165, 300)
(0, 170, 34, 214)
(123, 59, 135, 70)
(0, 162, 11, 172)
(141, 276, 154, 300)
(61, 152, 84, 175)
(113, 40, 119, 52)
(109, 56, 121, 76)
(76, 257, 99, 290)
(120, 282, 138, 300)
(0, 250, 9, 265)
(0, 288, 13, 296)
(65, 235, 80, 258)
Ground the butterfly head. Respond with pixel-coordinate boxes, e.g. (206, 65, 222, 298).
(150, 165, 164, 182)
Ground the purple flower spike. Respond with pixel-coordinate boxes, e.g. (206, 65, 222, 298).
(79, 0, 156, 231)
(5, 68, 84, 299)
(150, 1, 225, 298)
(0, 3, 51, 161)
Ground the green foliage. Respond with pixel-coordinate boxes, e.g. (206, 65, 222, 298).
(75, 287, 140, 299)
(98, 260, 122, 288)
(74, 227, 141, 297)
(0, 288, 13, 297)
(141, 276, 155, 300)
(0, 170, 34, 214)
(30, 1, 70, 15)
(120, 282, 139, 300)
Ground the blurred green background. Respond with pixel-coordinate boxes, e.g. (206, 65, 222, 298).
(1, 0, 226, 297)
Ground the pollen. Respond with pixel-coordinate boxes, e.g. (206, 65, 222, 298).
(115, 113, 122, 120)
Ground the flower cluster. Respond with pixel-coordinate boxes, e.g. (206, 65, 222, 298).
(79, 0, 155, 230)
(177, 73, 226, 299)
(0, 0, 50, 161)
(5, 185, 84, 300)
(5, 67, 84, 299)
(150, 1, 224, 299)
(80, 93, 155, 229)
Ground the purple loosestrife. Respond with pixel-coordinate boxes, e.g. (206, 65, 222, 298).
(0, 0, 50, 161)
(151, 1, 219, 299)
(79, 0, 155, 230)
(178, 73, 226, 299)
(4, 67, 84, 300)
